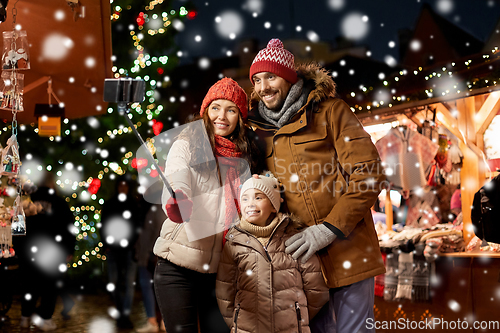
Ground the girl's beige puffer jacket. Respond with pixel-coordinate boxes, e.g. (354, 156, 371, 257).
(216, 214, 329, 333)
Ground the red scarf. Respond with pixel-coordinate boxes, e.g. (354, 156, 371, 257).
(215, 135, 242, 245)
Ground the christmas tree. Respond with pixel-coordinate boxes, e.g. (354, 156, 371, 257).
(0, 0, 194, 288)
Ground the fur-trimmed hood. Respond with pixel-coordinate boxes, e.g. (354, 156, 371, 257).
(249, 62, 337, 111)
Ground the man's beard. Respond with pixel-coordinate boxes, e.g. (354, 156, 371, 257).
(260, 90, 285, 111)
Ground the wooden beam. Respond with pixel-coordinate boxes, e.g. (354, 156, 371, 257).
(412, 110, 426, 125)
(459, 141, 480, 245)
(457, 97, 477, 144)
(433, 103, 464, 143)
(385, 190, 393, 232)
(403, 113, 422, 128)
(432, 102, 459, 130)
(24, 76, 51, 94)
(475, 91, 500, 136)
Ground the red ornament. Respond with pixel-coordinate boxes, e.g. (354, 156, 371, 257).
(152, 119, 163, 136)
(88, 179, 101, 195)
(187, 11, 197, 20)
(136, 12, 145, 26)
(157, 68, 164, 75)
(131, 157, 148, 171)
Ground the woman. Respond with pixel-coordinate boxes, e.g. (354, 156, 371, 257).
(153, 78, 260, 333)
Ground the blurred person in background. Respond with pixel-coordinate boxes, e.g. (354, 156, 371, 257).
(100, 174, 146, 329)
(16, 171, 75, 331)
(135, 198, 167, 332)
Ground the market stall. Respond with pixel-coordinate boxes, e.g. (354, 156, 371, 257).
(354, 50, 500, 331)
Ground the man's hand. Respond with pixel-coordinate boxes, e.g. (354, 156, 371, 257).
(165, 190, 193, 223)
(285, 224, 337, 263)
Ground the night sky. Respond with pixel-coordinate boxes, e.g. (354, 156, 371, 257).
(172, 0, 500, 65)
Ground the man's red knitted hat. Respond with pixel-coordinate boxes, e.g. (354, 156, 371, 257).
(200, 77, 248, 120)
(249, 39, 297, 85)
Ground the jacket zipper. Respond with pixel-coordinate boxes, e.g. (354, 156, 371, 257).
(233, 304, 240, 332)
(170, 223, 183, 240)
(295, 302, 302, 333)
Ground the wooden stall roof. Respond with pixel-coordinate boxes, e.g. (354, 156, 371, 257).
(0, 0, 113, 124)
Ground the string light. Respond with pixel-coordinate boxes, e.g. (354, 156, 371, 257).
(349, 48, 500, 113)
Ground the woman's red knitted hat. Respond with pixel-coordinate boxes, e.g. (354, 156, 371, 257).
(200, 77, 248, 120)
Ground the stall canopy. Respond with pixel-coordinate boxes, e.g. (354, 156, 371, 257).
(0, 0, 112, 124)
(355, 47, 500, 244)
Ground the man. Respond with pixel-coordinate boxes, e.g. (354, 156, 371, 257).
(247, 39, 386, 333)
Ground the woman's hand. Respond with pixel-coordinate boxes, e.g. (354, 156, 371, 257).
(166, 189, 193, 223)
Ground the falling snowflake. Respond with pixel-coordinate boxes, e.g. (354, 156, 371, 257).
(88, 317, 115, 333)
(448, 299, 461, 312)
(341, 12, 370, 41)
(307, 31, 320, 42)
(102, 217, 133, 244)
(122, 210, 132, 219)
(436, 0, 454, 14)
(376, 89, 391, 103)
(87, 117, 99, 128)
(242, 0, 264, 14)
(147, 17, 163, 30)
(172, 19, 185, 31)
(107, 307, 120, 319)
(215, 11, 244, 39)
(410, 39, 422, 51)
(42, 33, 74, 61)
(54, 10, 65, 21)
(328, 0, 345, 11)
(198, 57, 210, 69)
(384, 55, 397, 67)
(31, 237, 66, 276)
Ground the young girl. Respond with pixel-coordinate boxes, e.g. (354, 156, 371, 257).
(216, 173, 329, 333)
(153, 78, 260, 333)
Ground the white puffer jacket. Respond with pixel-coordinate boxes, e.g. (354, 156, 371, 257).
(153, 138, 250, 273)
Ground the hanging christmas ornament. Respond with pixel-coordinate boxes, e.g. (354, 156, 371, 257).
(0, 71, 24, 111)
(1, 134, 20, 176)
(11, 194, 25, 236)
(2, 30, 30, 70)
(2, 0, 26, 238)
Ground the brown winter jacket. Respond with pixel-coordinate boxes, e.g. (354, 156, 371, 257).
(248, 63, 386, 288)
(216, 214, 329, 333)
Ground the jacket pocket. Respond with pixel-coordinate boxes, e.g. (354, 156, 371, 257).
(233, 304, 241, 333)
(292, 126, 328, 145)
(295, 302, 302, 333)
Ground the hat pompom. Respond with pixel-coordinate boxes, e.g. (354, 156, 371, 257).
(267, 39, 283, 49)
